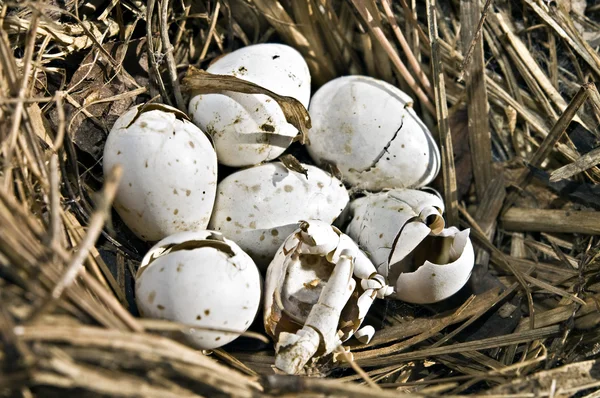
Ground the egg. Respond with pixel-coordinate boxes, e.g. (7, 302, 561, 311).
(208, 162, 349, 269)
(264, 220, 391, 374)
(103, 104, 217, 242)
(345, 189, 474, 304)
(135, 231, 262, 350)
(189, 43, 311, 167)
(306, 75, 441, 191)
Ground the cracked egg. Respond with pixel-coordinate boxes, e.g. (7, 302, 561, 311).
(103, 103, 217, 242)
(189, 43, 311, 167)
(346, 189, 474, 304)
(306, 75, 440, 191)
(135, 231, 262, 350)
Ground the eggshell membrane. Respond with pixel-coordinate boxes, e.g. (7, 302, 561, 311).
(209, 163, 349, 269)
(307, 75, 440, 191)
(263, 221, 378, 344)
(135, 231, 262, 350)
(345, 189, 444, 275)
(189, 43, 311, 167)
(393, 228, 474, 304)
(103, 105, 217, 242)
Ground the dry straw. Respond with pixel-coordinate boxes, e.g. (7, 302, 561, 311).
(1, 0, 600, 396)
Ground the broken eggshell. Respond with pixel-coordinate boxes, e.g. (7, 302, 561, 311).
(306, 75, 440, 191)
(345, 189, 474, 304)
(189, 43, 311, 167)
(135, 231, 262, 350)
(208, 162, 349, 270)
(103, 104, 217, 242)
(264, 220, 392, 374)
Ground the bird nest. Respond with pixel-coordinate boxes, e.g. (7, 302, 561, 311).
(1, 0, 600, 396)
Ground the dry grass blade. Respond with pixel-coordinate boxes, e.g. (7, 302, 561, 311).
(460, 0, 493, 199)
(504, 82, 593, 209)
(26, 165, 123, 322)
(261, 374, 415, 397)
(380, 0, 432, 97)
(16, 325, 262, 395)
(353, 325, 561, 367)
(551, 146, 600, 182)
(523, 0, 600, 77)
(182, 68, 311, 143)
(350, 0, 435, 113)
(459, 205, 535, 330)
(502, 208, 600, 235)
(487, 359, 600, 396)
(459, 0, 493, 82)
(146, 0, 172, 106)
(426, 0, 459, 225)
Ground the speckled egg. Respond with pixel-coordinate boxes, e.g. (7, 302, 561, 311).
(189, 43, 311, 167)
(135, 231, 262, 349)
(208, 162, 349, 269)
(103, 104, 217, 241)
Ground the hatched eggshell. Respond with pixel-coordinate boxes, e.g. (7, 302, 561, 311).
(103, 104, 217, 242)
(345, 189, 444, 275)
(393, 227, 474, 304)
(263, 220, 380, 343)
(209, 163, 349, 269)
(306, 75, 440, 191)
(135, 231, 262, 349)
(189, 43, 311, 167)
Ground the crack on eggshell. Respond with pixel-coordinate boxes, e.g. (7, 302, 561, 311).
(355, 119, 404, 174)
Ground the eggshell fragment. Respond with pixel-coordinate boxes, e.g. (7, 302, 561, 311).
(264, 220, 392, 374)
(345, 189, 445, 275)
(306, 75, 440, 191)
(189, 43, 311, 167)
(391, 227, 474, 304)
(103, 104, 217, 242)
(209, 162, 349, 269)
(135, 231, 262, 350)
(346, 189, 474, 304)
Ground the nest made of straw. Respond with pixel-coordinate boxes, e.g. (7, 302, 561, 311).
(1, 0, 600, 396)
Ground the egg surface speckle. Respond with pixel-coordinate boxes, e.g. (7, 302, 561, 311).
(103, 104, 217, 242)
(135, 231, 262, 349)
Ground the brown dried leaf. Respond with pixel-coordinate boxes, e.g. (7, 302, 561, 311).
(279, 154, 308, 179)
(182, 68, 311, 144)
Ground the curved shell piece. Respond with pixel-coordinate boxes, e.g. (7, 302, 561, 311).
(135, 231, 262, 350)
(103, 104, 217, 242)
(345, 189, 445, 275)
(307, 75, 440, 191)
(189, 43, 311, 167)
(264, 220, 391, 374)
(209, 163, 349, 269)
(393, 227, 474, 304)
(346, 189, 474, 304)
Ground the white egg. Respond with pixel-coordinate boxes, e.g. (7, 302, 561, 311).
(345, 189, 474, 304)
(189, 43, 311, 167)
(209, 162, 349, 270)
(306, 75, 441, 191)
(135, 231, 262, 350)
(103, 104, 217, 242)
